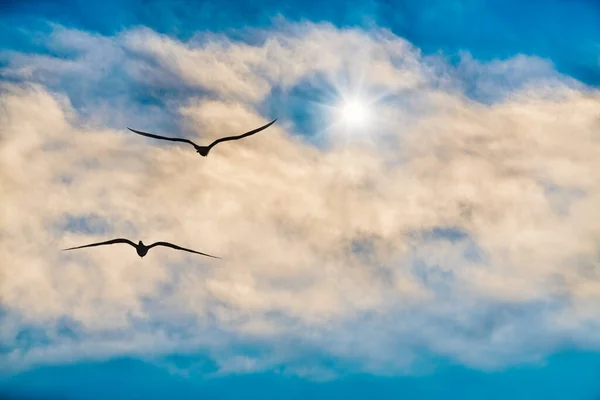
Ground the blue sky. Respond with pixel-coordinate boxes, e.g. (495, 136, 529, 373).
(2, 0, 598, 85)
(1, 0, 600, 399)
(3, 352, 600, 400)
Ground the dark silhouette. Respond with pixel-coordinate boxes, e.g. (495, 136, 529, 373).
(62, 238, 220, 259)
(127, 119, 277, 156)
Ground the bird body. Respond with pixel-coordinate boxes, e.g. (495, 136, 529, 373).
(195, 146, 210, 157)
(63, 238, 219, 259)
(127, 119, 277, 156)
(136, 240, 149, 257)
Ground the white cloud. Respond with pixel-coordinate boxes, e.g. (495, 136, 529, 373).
(1, 21, 599, 377)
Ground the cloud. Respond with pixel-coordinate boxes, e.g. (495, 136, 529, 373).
(1, 21, 599, 377)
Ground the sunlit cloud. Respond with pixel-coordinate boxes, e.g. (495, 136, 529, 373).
(1, 20, 599, 380)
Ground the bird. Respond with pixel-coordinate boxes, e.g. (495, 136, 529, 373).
(62, 238, 220, 259)
(127, 119, 277, 156)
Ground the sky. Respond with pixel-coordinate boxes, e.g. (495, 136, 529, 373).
(0, 0, 599, 399)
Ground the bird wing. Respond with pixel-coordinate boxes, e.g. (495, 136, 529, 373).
(207, 119, 277, 149)
(127, 128, 198, 147)
(62, 238, 137, 251)
(148, 241, 221, 259)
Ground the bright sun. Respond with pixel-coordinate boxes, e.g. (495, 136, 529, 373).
(340, 99, 370, 127)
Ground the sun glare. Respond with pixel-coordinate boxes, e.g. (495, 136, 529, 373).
(340, 99, 370, 127)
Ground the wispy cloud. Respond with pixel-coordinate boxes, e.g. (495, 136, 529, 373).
(1, 21, 599, 377)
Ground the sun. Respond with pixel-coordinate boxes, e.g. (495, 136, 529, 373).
(339, 98, 371, 127)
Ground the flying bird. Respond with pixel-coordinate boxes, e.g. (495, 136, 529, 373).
(62, 238, 220, 259)
(127, 119, 277, 156)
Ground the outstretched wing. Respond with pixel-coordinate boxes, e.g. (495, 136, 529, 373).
(127, 128, 198, 147)
(63, 238, 137, 251)
(207, 119, 277, 149)
(148, 241, 221, 259)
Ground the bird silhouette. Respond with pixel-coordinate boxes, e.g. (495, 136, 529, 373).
(62, 238, 220, 259)
(127, 119, 277, 156)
